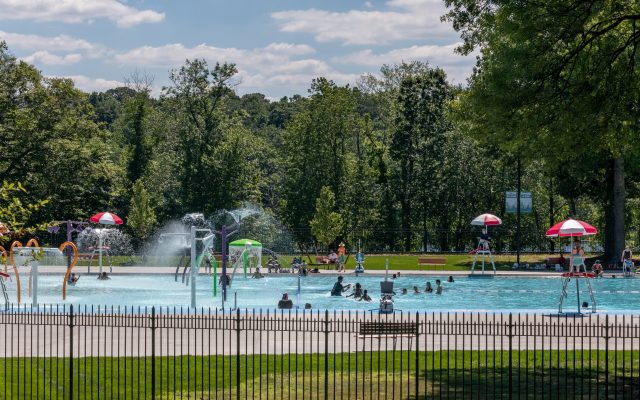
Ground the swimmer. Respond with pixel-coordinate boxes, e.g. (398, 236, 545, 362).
(304, 303, 312, 309)
(347, 283, 363, 299)
(97, 272, 110, 280)
(67, 273, 80, 285)
(277, 293, 293, 309)
(401, 288, 408, 295)
(435, 279, 443, 295)
(252, 267, 264, 279)
(413, 286, 421, 294)
(392, 274, 397, 279)
(330, 276, 351, 296)
(447, 275, 454, 283)
(359, 290, 372, 302)
(425, 282, 433, 293)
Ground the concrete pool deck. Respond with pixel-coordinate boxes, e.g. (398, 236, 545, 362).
(26, 264, 627, 278)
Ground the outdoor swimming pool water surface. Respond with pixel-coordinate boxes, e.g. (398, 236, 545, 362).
(3, 274, 640, 313)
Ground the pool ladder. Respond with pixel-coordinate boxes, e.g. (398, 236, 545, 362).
(0, 277, 8, 308)
(558, 276, 596, 314)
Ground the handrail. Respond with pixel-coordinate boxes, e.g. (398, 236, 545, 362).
(60, 241, 79, 300)
(9, 241, 22, 303)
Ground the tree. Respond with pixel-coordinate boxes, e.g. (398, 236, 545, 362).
(0, 42, 117, 221)
(0, 182, 47, 244)
(391, 65, 452, 250)
(127, 180, 157, 244)
(310, 186, 343, 252)
(444, 0, 640, 261)
(162, 60, 239, 213)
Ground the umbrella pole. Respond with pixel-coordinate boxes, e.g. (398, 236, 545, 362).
(99, 230, 103, 276)
(576, 278, 581, 314)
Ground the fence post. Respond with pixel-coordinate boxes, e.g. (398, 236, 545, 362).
(151, 307, 156, 399)
(324, 309, 329, 400)
(236, 309, 241, 399)
(69, 304, 74, 400)
(508, 313, 513, 400)
(415, 312, 420, 399)
(604, 314, 609, 398)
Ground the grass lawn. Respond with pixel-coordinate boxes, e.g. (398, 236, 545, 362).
(1, 350, 636, 399)
(70, 252, 596, 273)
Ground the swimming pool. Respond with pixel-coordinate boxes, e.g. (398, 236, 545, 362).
(2, 274, 640, 313)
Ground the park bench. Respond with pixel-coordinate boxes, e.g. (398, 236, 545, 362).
(418, 257, 447, 269)
(359, 321, 418, 346)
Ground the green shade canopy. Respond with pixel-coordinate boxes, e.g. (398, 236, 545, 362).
(228, 238, 262, 247)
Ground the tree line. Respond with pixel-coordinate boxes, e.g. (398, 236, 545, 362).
(1, 0, 639, 262)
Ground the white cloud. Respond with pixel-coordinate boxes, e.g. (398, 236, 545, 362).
(271, 0, 454, 45)
(337, 44, 476, 83)
(22, 50, 82, 65)
(0, 30, 109, 61)
(114, 41, 358, 92)
(0, 0, 164, 27)
(55, 75, 124, 92)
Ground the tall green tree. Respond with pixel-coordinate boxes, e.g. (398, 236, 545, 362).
(391, 66, 452, 250)
(310, 186, 343, 252)
(127, 180, 157, 244)
(444, 0, 640, 261)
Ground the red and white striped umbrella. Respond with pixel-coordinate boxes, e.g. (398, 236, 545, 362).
(90, 212, 123, 226)
(545, 219, 597, 237)
(471, 213, 502, 226)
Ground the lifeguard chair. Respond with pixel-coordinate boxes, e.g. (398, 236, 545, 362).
(546, 218, 598, 314)
(470, 214, 501, 274)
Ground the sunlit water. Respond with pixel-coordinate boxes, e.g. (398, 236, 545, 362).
(3, 273, 640, 313)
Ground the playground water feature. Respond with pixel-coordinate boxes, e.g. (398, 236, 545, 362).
(3, 274, 640, 313)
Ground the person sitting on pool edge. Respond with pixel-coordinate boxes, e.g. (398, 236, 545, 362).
(435, 280, 443, 295)
(277, 293, 293, 309)
(359, 290, 372, 302)
(425, 282, 433, 293)
(592, 260, 603, 277)
(330, 276, 351, 296)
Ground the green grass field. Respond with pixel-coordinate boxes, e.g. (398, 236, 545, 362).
(84, 253, 565, 271)
(1, 350, 636, 399)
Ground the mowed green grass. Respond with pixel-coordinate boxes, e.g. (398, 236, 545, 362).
(1, 350, 637, 399)
(266, 253, 560, 271)
(70, 253, 560, 271)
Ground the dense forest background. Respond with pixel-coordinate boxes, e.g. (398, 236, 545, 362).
(2, 0, 639, 262)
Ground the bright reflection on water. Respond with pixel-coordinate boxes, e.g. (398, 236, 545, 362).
(3, 274, 640, 313)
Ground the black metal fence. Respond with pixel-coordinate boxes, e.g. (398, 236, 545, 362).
(1, 305, 639, 399)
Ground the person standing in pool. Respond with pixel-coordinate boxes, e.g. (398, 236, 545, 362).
(330, 276, 351, 296)
(347, 283, 363, 299)
(359, 290, 372, 302)
(435, 279, 443, 295)
(425, 282, 433, 293)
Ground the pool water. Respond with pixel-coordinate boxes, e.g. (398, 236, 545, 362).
(3, 274, 640, 313)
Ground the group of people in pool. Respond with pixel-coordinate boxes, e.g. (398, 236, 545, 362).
(330, 276, 372, 301)
(400, 277, 450, 295)
(67, 271, 110, 285)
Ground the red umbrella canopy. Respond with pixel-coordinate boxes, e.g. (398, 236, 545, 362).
(471, 213, 502, 226)
(546, 219, 597, 237)
(90, 212, 123, 226)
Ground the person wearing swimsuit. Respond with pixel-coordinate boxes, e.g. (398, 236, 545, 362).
(571, 240, 585, 273)
(621, 246, 633, 276)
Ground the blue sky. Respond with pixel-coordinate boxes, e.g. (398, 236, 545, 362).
(0, 0, 475, 98)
